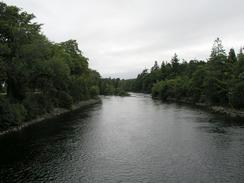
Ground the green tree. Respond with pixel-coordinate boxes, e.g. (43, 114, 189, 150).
(0, 2, 101, 130)
(210, 37, 226, 58)
(0, 2, 42, 100)
(228, 48, 237, 63)
(151, 61, 159, 72)
(170, 53, 180, 76)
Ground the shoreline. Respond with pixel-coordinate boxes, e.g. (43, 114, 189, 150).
(154, 97, 244, 119)
(0, 98, 101, 136)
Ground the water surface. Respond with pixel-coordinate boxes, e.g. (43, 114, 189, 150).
(0, 93, 244, 182)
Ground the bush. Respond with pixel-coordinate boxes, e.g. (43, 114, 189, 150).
(23, 94, 53, 120)
(117, 89, 130, 96)
(152, 81, 162, 98)
(152, 77, 191, 101)
(203, 76, 228, 105)
(0, 98, 27, 130)
(11, 103, 27, 124)
(89, 85, 100, 98)
(69, 77, 89, 101)
(56, 91, 73, 109)
(229, 81, 244, 108)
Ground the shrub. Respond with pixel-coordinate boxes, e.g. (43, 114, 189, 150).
(117, 89, 130, 96)
(0, 98, 27, 130)
(229, 81, 244, 109)
(152, 81, 162, 98)
(56, 91, 73, 109)
(23, 94, 53, 120)
(69, 77, 89, 101)
(89, 85, 100, 98)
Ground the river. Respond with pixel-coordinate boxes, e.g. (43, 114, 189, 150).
(0, 93, 244, 183)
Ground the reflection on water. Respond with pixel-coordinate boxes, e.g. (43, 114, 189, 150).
(0, 93, 244, 183)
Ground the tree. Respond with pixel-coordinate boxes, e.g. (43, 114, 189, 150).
(0, 58, 6, 83)
(151, 61, 159, 72)
(190, 66, 207, 101)
(228, 48, 237, 63)
(171, 53, 179, 66)
(60, 40, 88, 76)
(0, 2, 42, 100)
(171, 53, 180, 75)
(208, 38, 228, 79)
(210, 38, 226, 58)
(229, 81, 244, 108)
(237, 47, 244, 62)
(0, 2, 101, 130)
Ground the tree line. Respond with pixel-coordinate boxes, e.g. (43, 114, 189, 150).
(0, 2, 100, 130)
(127, 38, 244, 109)
(99, 78, 131, 96)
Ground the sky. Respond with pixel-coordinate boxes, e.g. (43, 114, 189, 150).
(6, 0, 244, 79)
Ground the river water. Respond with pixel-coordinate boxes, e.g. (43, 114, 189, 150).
(0, 93, 244, 183)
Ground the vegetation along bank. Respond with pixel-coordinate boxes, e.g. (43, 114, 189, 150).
(124, 38, 244, 118)
(0, 2, 101, 133)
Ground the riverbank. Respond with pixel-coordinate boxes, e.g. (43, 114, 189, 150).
(155, 97, 244, 119)
(0, 98, 101, 136)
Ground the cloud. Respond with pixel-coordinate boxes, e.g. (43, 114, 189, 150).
(6, 0, 244, 78)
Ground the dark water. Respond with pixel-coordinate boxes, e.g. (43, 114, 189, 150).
(0, 93, 244, 183)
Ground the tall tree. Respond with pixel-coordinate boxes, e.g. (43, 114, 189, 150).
(0, 2, 41, 100)
(151, 61, 159, 72)
(210, 37, 226, 58)
(171, 53, 180, 75)
(237, 47, 244, 62)
(228, 48, 237, 63)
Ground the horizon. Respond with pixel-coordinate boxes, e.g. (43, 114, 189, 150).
(6, 0, 244, 79)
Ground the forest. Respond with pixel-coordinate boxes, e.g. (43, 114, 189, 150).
(0, 2, 100, 130)
(128, 38, 244, 109)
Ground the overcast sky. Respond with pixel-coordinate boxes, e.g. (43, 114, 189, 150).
(6, 0, 244, 78)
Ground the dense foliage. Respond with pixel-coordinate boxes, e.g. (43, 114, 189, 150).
(0, 2, 100, 130)
(131, 38, 244, 109)
(99, 78, 130, 96)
